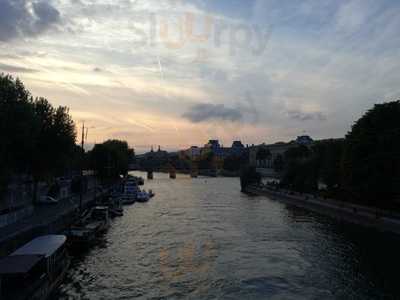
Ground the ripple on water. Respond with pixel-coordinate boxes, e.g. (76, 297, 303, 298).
(57, 173, 400, 299)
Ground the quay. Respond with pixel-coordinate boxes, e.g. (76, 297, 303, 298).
(0, 188, 110, 257)
(246, 185, 400, 235)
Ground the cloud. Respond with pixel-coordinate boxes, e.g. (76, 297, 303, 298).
(287, 110, 327, 122)
(182, 103, 242, 123)
(0, 0, 60, 42)
(0, 62, 38, 73)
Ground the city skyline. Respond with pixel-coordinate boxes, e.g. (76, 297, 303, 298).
(1, 0, 400, 153)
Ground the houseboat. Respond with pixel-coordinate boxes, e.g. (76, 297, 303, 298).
(0, 235, 70, 300)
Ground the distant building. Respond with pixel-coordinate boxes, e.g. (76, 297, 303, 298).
(230, 140, 245, 156)
(249, 136, 314, 168)
(296, 135, 314, 145)
(184, 146, 201, 160)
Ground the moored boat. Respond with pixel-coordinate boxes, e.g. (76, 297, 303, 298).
(136, 190, 150, 202)
(65, 206, 110, 249)
(0, 235, 70, 300)
(120, 178, 139, 204)
(87, 206, 110, 234)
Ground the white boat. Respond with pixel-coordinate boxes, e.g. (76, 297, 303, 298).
(0, 235, 70, 300)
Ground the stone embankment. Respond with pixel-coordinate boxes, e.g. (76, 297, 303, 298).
(0, 188, 109, 256)
(246, 185, 400, 235)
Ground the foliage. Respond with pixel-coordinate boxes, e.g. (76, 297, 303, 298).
(341, 101, 400, 205)
(0, 74, 77, 201)
(32, 98, 77, 180)
(280, 145, 318, 193)
(89, 140, 134, 180)
(279, 101, 400, 208)
(313, 139, 344, 190)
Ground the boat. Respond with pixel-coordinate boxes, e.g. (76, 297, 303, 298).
(65, 206, 110, 248)
(109, 197, 124, 217)
(0, 235, 70, 300)
(136, 190, 150, 202)
(65, 227, 96, 248)
(88, 206, 110, 234)
(120, 178, 139, 204)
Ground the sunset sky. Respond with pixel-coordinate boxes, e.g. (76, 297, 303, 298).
(1, 0, 400, 153)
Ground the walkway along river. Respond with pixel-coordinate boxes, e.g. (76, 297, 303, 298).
(57, 172, 400, 299)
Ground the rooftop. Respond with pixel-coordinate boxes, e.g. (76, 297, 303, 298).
(0, 255, 44, 275)
(11, 235, 66, 258)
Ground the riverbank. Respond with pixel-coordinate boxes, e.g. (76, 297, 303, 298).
(246, 185, 400, 235)
(0, 188, 110, 256)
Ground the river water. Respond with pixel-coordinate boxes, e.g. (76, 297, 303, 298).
(57, 172, 400, 299)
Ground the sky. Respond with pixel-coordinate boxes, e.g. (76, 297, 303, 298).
(1, 0, 400, 153)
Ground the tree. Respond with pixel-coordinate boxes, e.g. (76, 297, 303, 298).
(341, 101, 400, 206)
(280, 145, 318, 193)
(0, 75, 37, 169)
(89, 140, 133, 180)
(312, 139, 344, 190)
(0, 74, 37, 198)
(0, 74, 76, 201)
(31, 98, 76, 182)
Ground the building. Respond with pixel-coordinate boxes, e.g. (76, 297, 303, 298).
(249, 136, 314, 168)
(183, 146, 201, 160)
(230, 140, 245, 156)
(296, 135, 314, 145)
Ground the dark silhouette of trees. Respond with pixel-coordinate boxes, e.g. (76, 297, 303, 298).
(89, 140, 134, 180)
(278, 101, 400, 208)
(342, 101, 400, 205)
(281, 145, 318, 193)
(0, 74, 76, 200)
(32, 98, 76, 181)
(0, 74, 37, 196)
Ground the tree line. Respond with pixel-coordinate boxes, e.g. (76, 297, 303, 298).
(0, 74, 134, 200)
(0, 74, 78, 198)
(279, 101, 400, 208)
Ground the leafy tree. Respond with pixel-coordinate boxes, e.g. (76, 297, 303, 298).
(0, 75, 37, 168)
(0, 74, 37, 198)
(312, 139, 344, 190)
(0, 74, 76, 201)
(341, 101, 400, 206)
(89, 140, 133, 180)
(280, 145, 318, 192)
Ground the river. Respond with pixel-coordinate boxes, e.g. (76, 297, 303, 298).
(57, 172, 400, 299)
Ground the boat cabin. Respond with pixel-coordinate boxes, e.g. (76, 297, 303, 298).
(0, 235, 69, 300)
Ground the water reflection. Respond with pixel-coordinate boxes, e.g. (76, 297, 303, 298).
(57, 172, 400, 299)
